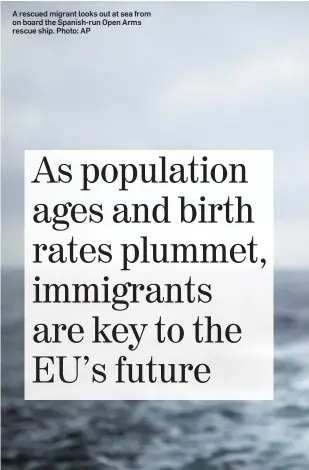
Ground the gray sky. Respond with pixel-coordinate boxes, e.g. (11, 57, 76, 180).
(2, 1, 309, 268)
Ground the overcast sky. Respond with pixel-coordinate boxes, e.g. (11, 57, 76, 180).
(1, 1, 309, 268)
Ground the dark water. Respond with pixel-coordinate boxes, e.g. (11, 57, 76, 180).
(2, 269, 309, 469)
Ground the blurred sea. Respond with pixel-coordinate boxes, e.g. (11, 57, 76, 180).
(1, 269, 309, 470)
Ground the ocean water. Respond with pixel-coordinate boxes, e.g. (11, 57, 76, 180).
(1, 269, 309, 469)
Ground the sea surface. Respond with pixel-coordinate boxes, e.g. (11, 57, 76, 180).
(1, 269, 309, 469)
